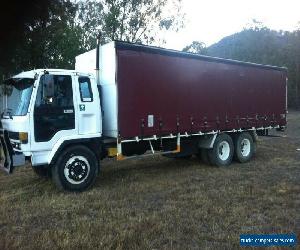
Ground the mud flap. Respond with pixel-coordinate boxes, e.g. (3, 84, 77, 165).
(0, 129, 13, 173)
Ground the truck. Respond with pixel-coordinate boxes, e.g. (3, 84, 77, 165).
(0, 38, 287, 191)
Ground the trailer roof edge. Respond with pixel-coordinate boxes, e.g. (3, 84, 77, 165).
(114, 41, 287, 72)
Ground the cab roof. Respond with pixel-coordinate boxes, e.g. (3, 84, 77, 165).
(11, 69, 92, 79)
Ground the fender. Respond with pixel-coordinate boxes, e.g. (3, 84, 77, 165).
(47, 133, 102, 165)
(198, 134, 218, 149)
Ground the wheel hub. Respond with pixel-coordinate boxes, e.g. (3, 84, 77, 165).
(241, 138, 251, 157)
(68, 159, 88, 181)
(64, 156, 90, 185)
(218, 141, 230, 161)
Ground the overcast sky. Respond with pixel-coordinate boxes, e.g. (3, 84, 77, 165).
(165, 0, 300, 50)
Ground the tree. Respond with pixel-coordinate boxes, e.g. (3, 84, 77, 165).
(77, 0, 184, 46)
(0, 0, 54, 76)
(182, 41, 207, 54)
(0, 0, 85, 77)
(15, 0, 85, 71)
(285, 30, 300, 108)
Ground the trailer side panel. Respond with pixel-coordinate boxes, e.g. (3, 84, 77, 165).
(116, 43, 287, 139)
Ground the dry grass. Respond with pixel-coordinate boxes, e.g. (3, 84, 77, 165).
(1, 113, 300, 249)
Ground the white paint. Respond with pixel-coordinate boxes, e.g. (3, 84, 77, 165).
(76, 42, 118, 138)
(99, 42, 118, 138)
(76, 74, 101, 135)
(99, 42, 117, 86)
(218, 141, 230, 161)
(75, 49, 97, 76)
(148, 115, 154, 127)
(241, 138, 251, 157)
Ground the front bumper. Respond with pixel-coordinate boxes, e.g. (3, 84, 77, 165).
(0, 129, 25, 174)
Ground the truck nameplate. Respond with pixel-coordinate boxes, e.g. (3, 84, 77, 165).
(64, 109, 74, 114)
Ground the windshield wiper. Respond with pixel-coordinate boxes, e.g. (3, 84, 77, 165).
(1, 109, 13, 119)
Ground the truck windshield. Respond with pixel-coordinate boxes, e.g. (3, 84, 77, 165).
(2, 78, 34, 116)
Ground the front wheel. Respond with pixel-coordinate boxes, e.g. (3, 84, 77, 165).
(51, 145, 99, 192)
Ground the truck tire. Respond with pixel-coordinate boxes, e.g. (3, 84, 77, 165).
(32, 165, 51, 178)
(233, 132, 254, 163)
(208, 133, 234, 167)
(51, 145, 99, 192)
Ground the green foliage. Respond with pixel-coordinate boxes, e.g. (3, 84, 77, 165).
(1, 0, 85, 76)
(77, 0, 184, 46)
(182, 41, 207, 54)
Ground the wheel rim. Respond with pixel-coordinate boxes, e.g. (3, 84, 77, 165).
(218, 141, 230, 161)
(64, 156, 90, 185)
(241, 138, 251, 157)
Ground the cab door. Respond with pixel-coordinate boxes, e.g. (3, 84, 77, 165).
(30, 73, 77, 159)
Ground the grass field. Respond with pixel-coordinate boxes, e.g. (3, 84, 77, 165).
(1, 112, 300, 249)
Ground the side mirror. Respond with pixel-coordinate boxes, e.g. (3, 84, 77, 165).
(42, 74, 54, 99)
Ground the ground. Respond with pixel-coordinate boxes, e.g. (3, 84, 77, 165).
(0, 112, 300, 250)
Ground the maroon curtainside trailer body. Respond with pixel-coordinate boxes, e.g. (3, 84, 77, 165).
(114, 42, 287, 140)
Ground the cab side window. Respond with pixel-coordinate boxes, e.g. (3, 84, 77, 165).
(78, 77, 93, 102)
(35, 75, 73, 108)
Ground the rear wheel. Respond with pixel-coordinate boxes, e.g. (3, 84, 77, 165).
(208, 133, 234, 167)
(233, 132, 254, 163)
(51, 145, 99, 192)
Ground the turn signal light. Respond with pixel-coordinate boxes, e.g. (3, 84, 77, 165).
(19, 132, 28, 144)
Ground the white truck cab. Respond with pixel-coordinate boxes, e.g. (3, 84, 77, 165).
(1, 69, 102, 191)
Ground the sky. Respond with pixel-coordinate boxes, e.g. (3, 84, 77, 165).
(165, 0, 300, 50)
